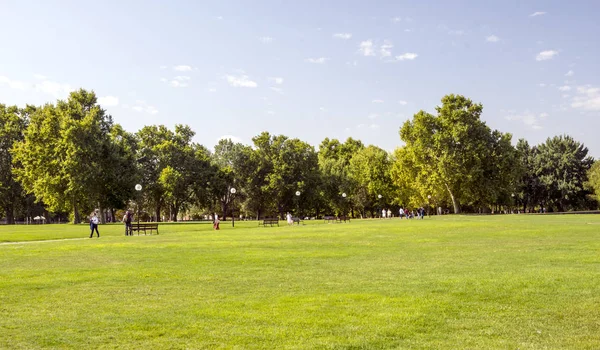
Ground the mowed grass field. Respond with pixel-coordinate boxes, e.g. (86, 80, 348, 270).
(1, 216, 599, 349)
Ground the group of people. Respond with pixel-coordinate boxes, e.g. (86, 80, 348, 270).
(398, 207, 426, 219)
(88, 210, 137, 238)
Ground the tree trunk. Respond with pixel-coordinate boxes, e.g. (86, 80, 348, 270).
(445, 183, 460, 214)
(172, 204, 179, 222)
(5, 205, 14, 224)
(155, 205, 161, 223)
(73, 199, 80, 224)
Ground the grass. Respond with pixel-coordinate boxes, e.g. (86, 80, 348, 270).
(1, 215, 599, 349)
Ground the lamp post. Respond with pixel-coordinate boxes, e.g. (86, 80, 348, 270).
(295, 191, 301, 218)
(511, 193, 515, 214)
(135, 184, 142, 225)
(342, 192, 347, 217)
(230, 187, 237, 227)
(378, 194, 382, 218)
(427, 195, 432, 217)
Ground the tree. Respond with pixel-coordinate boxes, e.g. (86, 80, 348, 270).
(13, 89, 115, 223)
(398, 94, 514, 213)
(533, 135, 594, 211)
(0, 104, 30, 223)
(587, 161, 600, 207)
(348, 145, 393, 217)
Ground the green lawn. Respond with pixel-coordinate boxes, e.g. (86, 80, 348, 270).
(1, 216, 599, 349)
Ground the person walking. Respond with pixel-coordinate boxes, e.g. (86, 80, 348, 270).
(399, 208, 405, 219)
(123, 210, 133, 236)
(387, 209, 392, 219)
(213, 214, 220, 230)
(89, 212, 100, 238)
(286, 212, 293, 225)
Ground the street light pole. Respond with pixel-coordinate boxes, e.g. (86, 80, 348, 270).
(378, 194, 382, 218)
(427, 195, 432, 217)
(135, 184, 142, 226)
(230, 187, 237, 227)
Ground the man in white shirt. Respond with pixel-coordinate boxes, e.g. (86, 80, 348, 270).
(399, 208, 404, 219)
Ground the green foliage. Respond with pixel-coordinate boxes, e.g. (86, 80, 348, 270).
(587, 161, 600, 206)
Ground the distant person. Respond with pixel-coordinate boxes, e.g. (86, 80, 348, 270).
(123, 210, 133, 236)
(213, 214, 220, 230)
(387, 209, 392, 219)
(89, 212, 100, 238)
(399, 208, 404, 219)
(286, 212, 293, 225)
(381, 209, 386, 218)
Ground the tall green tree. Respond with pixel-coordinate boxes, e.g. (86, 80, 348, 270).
(0, 104, 30, 223)
(398, 94, 514, 213)
(348, 145, 393, 217)
(13, 89, 115, 223)
(533, 135, 594, 211)
(586, 161, 600, 207)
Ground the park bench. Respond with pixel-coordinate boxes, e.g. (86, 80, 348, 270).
(291, 217, 304, 225)
(130, 222, 159, 235)
(323, 216, 336, 223)
(259, 218, 280, 227)
(336, 216, 350, 223)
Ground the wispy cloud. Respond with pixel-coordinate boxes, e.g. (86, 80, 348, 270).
(173, 65, 194, 72)
(505, 112, 547, 130)
(305, 57, 329, 64)
(372, 99, 384, 103)
(558, 85, 571, 92)
(333, 33, 352, 40)
(536, 50, 558, 61)
(269, 87, 284, 94)
(98, 96, 119, 107)
(268, 77, 284, 85)
(225, 74, 258, 88)
(448, 30, 465, 36)
(538, 83, 547, 87)
(0, 76, 28, 90)
(368, 113, 378, 120)
(34, 80, 73, 98)
(208, 88, 217, 93)
(33, 74, 47, 80)
(359, 40, 375, 56)
(259, 36, 273, 44)
(529, 11, 546, 17)
(486, 35, 500, 42)
(572, 85, 600, 111)
(159, 65, 168, 69)
(380, 41, 393, 57)
(398, 100, 408, 105)
(131, 100, 158, 115)
(392, 17, 402, 23)
(565, 70, 574, 77)
(369, 124, 380, 129)
(395, 53, 418, 61)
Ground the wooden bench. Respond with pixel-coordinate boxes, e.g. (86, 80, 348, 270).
(323, 215, 336, 223)
(336, 216, 350, 223)
(259, 218, 279, 227)
(130, 222, 159, 235)
(291, 217, 304, 225)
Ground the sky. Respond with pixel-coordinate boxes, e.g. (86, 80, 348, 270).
(1, 0, 599, 156)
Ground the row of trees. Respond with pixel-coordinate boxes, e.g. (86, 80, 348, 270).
(1, 90, 598, 224)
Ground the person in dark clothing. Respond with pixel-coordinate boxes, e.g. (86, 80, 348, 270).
(89, 212, 100, 238)
(123, 210, 133, 236)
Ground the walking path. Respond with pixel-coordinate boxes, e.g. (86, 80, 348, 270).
(0, 237, 91, 245)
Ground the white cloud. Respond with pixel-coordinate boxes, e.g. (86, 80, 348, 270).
(395, 53, 418, 61)
(208, 88, 217, 93)
(558, 85, 571, 91)
(404, 29, 413, 33)
(486, 35, 500, 42)
(269, 77, 284, 85)
(0, 76, 28, 90)
(369, 124, 380, 129)
(33, 74, 47, 80)
(217, 16, 223, 20)
(160, 78, 168, 82)
(538, 83, 547, 87)
(217, 135, 243, 144)
(170, 80, 188, 88)
(392, 17, 402, 23)
(266, 110, 275, 115)
(357, 123, 366, 129)
(305, 57, 329, 64)
(173, 65, 193, 71)
(368, 113, 378, 120)
(398, 100, 408, 105)
(346, 60, 358, 67)
(536, 50, 558, 61)
(159, 65, 168, 69)
(225, 74, 258, 88)
(34, 80, 74, 98)
(269, 87, 283, 94)
(98, 96, 119, 107)
(131, 101, 158, 115)
(319, 107, 326, 111)
(359, 40, 375, 56)
(505, 112, 547, 130)
(259, 36, 273, 44)
(530, 11, 546, 17)
(174, 76, 191, 81)
(372, 99, 384, 103)
(380, 42, 393, 57)
(565, 70, 574, 77)
(572, 85, 600, 111)
(333, 33, 352, 39)
(448, 30, 464, 36)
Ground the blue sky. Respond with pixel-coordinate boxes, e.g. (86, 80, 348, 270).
(1, 0, 599, 156)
